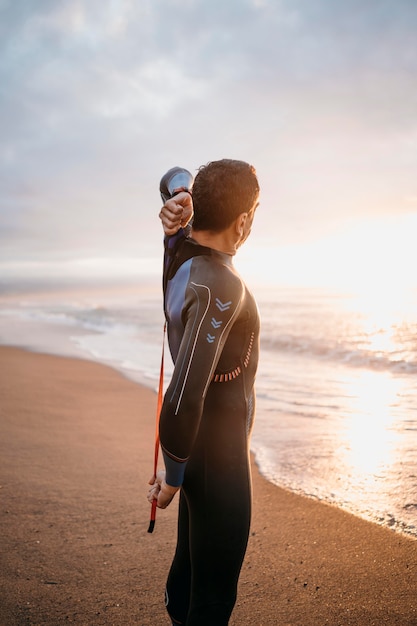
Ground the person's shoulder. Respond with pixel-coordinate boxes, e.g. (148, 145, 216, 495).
(190, 254, 244, 291)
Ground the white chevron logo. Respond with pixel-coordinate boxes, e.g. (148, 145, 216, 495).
(215, 298, 232, 312)
(211, 318, 222, 329)
(207, 333, 215, 343)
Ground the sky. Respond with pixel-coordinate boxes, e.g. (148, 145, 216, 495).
(1, 0, 417, 288)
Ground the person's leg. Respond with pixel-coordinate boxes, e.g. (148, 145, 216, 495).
(186, 484, 251, 625)
(165, 492, 191, 625)
(184, 433, 252, 626)
(167, 382, 253, 625)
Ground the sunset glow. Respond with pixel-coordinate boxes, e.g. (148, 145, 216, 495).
(238, 212, 417, 291)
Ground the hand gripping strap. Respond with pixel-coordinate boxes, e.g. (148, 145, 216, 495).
(148, 322, 166, 533)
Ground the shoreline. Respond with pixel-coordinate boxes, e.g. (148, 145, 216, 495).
(1, 346, 416, 625)
(3, 334, 415, 541)
(2, 285, 416, 540)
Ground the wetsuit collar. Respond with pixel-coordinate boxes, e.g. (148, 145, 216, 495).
(187, 236, 234, 266)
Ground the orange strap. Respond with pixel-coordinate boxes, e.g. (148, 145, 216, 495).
(148, 322, 166, 533)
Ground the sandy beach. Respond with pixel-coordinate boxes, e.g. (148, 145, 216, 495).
(1, 346, 416, 626)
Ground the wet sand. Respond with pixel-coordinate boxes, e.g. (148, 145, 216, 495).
(1, 347, 416, 625)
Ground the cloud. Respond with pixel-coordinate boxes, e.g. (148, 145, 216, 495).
(1, 0, 417, 273)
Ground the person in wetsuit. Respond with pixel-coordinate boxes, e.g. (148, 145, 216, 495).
(148, 159, 260, 626)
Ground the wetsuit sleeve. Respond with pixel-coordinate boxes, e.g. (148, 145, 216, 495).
(163, 227, 191, 276)
(159, 260, 244, 487)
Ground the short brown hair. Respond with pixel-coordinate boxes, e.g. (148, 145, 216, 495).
(192, 159, 259, 232)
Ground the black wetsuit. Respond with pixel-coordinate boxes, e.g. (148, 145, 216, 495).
(159, 229, 260, 626)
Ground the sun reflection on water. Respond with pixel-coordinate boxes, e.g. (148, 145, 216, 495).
(339, 282, 417, 373)
(253, 279, 417, 534)
(339, 370, 403, 477)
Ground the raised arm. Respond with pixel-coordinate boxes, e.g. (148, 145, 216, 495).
(159, 191, 194, 236)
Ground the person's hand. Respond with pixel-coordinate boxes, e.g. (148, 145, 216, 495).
(148, 470, 180, 509)
(159, 191, 193, 236)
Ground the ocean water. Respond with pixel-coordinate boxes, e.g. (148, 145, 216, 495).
(1, 281, 416, 538)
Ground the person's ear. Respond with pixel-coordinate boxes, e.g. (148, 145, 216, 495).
(235, 212, 248, 237)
